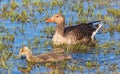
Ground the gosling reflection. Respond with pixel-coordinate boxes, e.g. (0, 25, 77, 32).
(18, 62, 66, 74)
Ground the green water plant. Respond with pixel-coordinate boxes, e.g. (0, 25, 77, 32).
(108, 23, 115, 36)
(4, 34, 14, 42)
(22, 0, 31, 6)
(21, 10, 28, 23)
(50, 0, 58, 9)
(85, 61, 99, 69)
(32, 1, 41, 7)
(10, 0, 18, 10)
(33, 37, 40, 45)
(103, 16, 114, 22)
(43, 39, 51, 47)
(1, 11, 9, 19)
(52, 43, 91, 53)
(107, 8, 120, 18)
(115, 24, 120, 32)
(44, 26, 55, 38)
(79, 65, 84, 73)
(0, 43, 7, 52)
(1, 4, 8, 13)
(75, 3, 83, 13)
(101, 41, 115, 49)
(50, 0, 64, 9)
(0, 50, 12, 69)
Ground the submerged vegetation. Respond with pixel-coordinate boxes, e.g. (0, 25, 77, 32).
(107, 8, 120, 18)
(0, 0, 120, 74)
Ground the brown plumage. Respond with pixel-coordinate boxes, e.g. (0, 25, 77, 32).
(16, 46, 72, 63)
(46, 13, 102, 45)
(64, 24, 96, 40)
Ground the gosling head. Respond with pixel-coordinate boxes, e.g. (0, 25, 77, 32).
(46, 13, 65, 25)
(16, 46, 33, 59)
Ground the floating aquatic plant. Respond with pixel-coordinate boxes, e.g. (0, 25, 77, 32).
(21, 10, 28, 23)
(32, 1, 41, 7)
(85, 61, 99, 69)
(107, 8, 120, 18)
(1, 11, 9, 19)
(115, 49, 120, 55)
(44, 26, 55, 38)
(10, 0, 18, 10)
(79, 65, 84, 73)
(101, 41, 115, 49)
(104, 16, 114, 22)
(0, 50, 12, 69)
(108, 23, 115, 36)
(75, 3, 83, 13)
(33, 37, 40, 45)
(115, 24, 120, 32)
(22, 0, 31, 6)
(0, 43, 7, 52)
(50, 0, 64, 9)
(4, 34, 14, 42)
(43, 39, 51, 47)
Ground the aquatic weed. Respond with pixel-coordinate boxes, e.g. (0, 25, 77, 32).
(10, 0, 18, 10)
(44, 26, 55, 38)
(115, 24, 120, 32)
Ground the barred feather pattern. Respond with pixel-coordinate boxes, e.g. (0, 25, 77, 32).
(64, 23, 97, 44)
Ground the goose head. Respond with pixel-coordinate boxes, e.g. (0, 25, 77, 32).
(46, 13, 65, 25)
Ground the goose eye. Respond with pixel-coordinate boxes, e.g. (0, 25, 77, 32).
(21, 49, 24, 52)
(56, 16, 59, 18)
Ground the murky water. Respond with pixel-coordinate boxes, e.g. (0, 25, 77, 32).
(0, 0, 120, 74)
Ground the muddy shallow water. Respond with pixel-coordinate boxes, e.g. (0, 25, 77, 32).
(0, 0, 120, 74)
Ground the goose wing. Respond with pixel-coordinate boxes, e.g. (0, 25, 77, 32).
(64, 23, 96, 40)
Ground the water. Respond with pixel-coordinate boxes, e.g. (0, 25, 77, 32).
(0, 0, 120, 74)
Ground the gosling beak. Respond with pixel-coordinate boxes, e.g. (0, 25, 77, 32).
(16, 54, 21, 59)
(16, 55, 26, 59)
(46, 18, 54, 22)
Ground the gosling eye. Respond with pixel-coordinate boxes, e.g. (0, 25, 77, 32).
(21, 55, 26, 59)
(21, 49, 24, 53)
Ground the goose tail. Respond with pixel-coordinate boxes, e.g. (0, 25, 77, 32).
(89, 21, 103, 41)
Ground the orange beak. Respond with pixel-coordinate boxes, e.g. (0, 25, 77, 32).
(46, 18, 54, 22)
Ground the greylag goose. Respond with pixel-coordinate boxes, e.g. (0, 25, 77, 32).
(46, 13, 102, 45)
(16, 46, 72, 63)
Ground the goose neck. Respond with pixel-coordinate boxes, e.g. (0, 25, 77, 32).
(56, 23, 65, 36)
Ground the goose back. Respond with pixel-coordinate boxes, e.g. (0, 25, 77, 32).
(64, 23, 97, 40)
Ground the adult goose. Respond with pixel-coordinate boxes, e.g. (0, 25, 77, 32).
(46, 13, 102, 45)
(16, 46, 72, 63)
